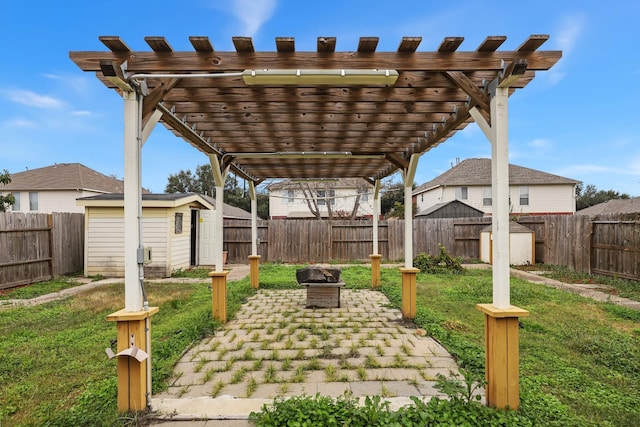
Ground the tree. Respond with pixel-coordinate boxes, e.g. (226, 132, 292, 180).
(380, 175, 417, 218)
(575, 183, 630, 210)
(166, 164, 270, 218)
(0, 169, 16, 212)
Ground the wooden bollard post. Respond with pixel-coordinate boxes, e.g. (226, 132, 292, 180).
(209, 271, 229, 323)
(399, 267, 419, 319)
(248, 255, 261, 289)
(369, 254, 383, 288)
(476, 304, 529, 409)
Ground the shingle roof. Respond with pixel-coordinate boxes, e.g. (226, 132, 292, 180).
(3, 163, 124, 193)
(576, 197, 640, 217)
(416, 200, 484, 217)
(413, 158, 579, 195)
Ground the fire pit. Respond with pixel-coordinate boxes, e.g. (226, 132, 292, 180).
(296, 267, 345, 308)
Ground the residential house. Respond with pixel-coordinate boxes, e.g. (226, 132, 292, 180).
(268, 178, 374, 219)
(413, 158, 580, 216)
(1, 163, 125, 213)
(77, 193, 251, 278)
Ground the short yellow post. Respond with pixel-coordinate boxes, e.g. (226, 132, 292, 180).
(370, 254, 383, 288)
(106, 307, 159, 412)
(248, 255, 261, 289)
(399, 267, 419, 319)
(476, 304, 529, 409)
(209, 270, 229, 323)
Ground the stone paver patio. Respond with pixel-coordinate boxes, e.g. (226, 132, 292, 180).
(151, 287, 465, 420)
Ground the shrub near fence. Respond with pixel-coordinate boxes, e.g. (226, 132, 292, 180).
(0, 212, 84, 289)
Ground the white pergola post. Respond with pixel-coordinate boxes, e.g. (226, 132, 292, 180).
(372, 179, 381, 255)
(248, 181, 261, 288)
(491, 85, 511, 309)
(370, 179, 382, 288)
(400, 155, 420, 319)
(123, 90, 143, 312)
(208, 155, 229, 272)
(249, 181, 258, 255)
(403, 155, 420, 268)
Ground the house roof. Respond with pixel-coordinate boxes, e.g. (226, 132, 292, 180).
(3, 163, 125, 193)
(413, 158, 579, 195)
(576, 197, 640, 217)
(416, 199, 484, 217)
(69, 35, 560, 183)
(267, 178, 371, 191)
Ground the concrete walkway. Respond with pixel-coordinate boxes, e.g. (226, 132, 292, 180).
(149, 287, 460, 423)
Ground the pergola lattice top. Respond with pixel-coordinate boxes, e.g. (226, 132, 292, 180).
(69, 35, 561, 184)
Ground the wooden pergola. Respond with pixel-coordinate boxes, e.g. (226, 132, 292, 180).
(70, 34, 561, 412)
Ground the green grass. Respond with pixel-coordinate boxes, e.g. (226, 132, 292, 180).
(1, 263, 638, 426)
(0, 276, 88, 300)
(380, 268, 640, 427)
(0, 276, 255, 426)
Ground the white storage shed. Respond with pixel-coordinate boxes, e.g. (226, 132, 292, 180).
(480, 221, 535, 266)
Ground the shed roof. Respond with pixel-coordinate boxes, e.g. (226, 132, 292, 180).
(416, 199, 484, 217)
(3, 163, 125, 193)
(481, 221, 533, 233)
(69, 35, 561, 184)
(414, 158, 579, 194)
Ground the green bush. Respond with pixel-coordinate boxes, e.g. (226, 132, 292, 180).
(414, 245, 465, 275)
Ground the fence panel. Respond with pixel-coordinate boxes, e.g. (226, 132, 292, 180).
(591, 218, 640, 280)
(0, 213, 52, 288)
(52, 212, 84, 276)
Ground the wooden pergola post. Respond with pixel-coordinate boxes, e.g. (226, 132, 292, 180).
(370, 179, 382, 288)
(400, 155, 420, 319)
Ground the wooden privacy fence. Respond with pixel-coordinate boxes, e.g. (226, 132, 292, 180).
(0, 212, 84, 289)
(225, 215, 640, 280)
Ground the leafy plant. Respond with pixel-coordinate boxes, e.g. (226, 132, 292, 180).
(434, 368, 486, 404)
(413, 244, 465, 274)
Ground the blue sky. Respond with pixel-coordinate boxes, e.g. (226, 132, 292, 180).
(2, 1, 639, 196)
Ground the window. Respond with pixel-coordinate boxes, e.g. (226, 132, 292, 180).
(317, 189, 335, 205)
(282, 189, 294, 203)
(12, 192, 20, 211)
(455, 186, 468, 200)
(175, 212, 183, 234)
(482, 187, 492, 206)
(359, 189, 369, 202)
(520, 186, 529, 206)
(29, 192, 38, 211)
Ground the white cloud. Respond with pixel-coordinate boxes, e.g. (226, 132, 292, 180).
(2, 88, 65, 109)
(71, 110, 91, 116)
(529, 138, 552, 149)
(212, 0, 277, 37)
(556, 13, 586, 54)
(3, 118, 38, 128)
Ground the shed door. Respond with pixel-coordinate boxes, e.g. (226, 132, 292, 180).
(198, 210, 216, 266)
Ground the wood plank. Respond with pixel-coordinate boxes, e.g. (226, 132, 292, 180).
(317, 37, 336, 52)
(398, 37, 422, 53)
(99, 36, 131, 52)
(476, 36, 506, 52)
(189, 36, 214, 52)
(70, 50, 563, 72)
(517, 34, 549, 52)
(145, 36, 173, 52)
(276, 37, 295, 52)
(232, 36, 255, 53)
(358, 37, 379, 53)
(438, 37, 464, 52)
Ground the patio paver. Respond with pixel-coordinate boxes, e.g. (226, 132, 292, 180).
(151, 288, 474, 420)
